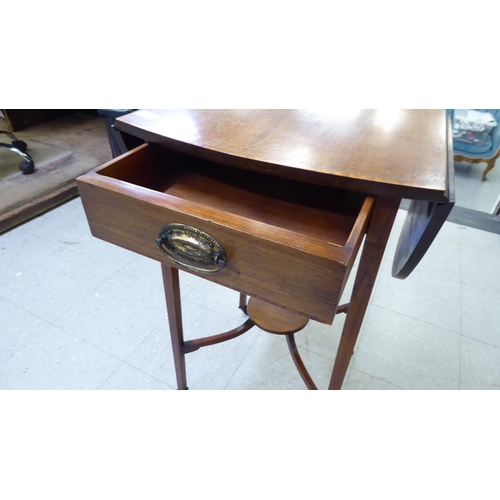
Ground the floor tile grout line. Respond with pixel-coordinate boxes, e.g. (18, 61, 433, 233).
(458, 278, 500, 295)
(7, 201, 87, 241)
(369, 302, 461, 336)
(54, 304, 170, 369)
(53, 323, 136, 364)
(381, 256, 463, 284)
(97, 361, 126, 390)
(122, 318, 168, 366)
(0, 242, 69, 289)
(349, 368, 405, 390)
(0, 321, 53, 366)
(58, 242, 138, 274)
(0, 294, 54, 326)
(460, 333, 500, 351)
(121, 360, 177, 390)
(223, 328, 262, 390)
(117, 267, 164, 290)
(48, 267, 124, 324)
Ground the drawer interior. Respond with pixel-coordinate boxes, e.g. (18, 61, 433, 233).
(96, 145, 368, 247)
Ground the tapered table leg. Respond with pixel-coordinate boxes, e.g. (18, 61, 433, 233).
(328, 196, 400, 390)
(161, 263, 188, 390)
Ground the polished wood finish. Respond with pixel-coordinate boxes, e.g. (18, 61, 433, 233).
(162, 263, 255, 389)
(77, 143, 374, 324)
(77, 109, 453, 390)
(161, 264, 187, 390)
(247, 298, 309, 335)
(329, 196, 401, 390)
(116, 109, 449, 202)
(182, 318, 255, 354)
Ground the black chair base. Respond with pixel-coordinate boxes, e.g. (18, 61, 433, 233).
(0, 131, 35, 175)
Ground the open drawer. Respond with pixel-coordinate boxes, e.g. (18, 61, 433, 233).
(77, 143, 374, 324)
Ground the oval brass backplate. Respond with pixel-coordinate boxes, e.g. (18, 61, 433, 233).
(156, 223, 227, 274)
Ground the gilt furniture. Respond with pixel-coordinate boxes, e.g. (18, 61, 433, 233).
(447, 109, 500, 181)
(77, 109, 454, 390)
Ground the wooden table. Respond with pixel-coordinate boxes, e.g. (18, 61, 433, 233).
(77, 109, 454, 390)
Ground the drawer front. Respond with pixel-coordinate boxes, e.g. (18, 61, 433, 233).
(78, 179, 348, 324)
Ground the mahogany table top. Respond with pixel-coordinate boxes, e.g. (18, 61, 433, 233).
(116, 109, 449, 202)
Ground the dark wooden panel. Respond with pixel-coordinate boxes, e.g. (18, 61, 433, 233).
(392, 116, 456, 279)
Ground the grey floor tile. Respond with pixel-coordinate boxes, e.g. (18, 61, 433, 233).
(185, 328, 260, 390)
(55, 272, 166, 360)
(17, 197, 89, 244)
(0, 247, 117, 323)
(454, 159, 500, 212)
(125, 319, 176, 386)
(411, 235, 461, 282)
(353, 306, 460, 389)
(372, 264, 461, 333)
(461, 245, 500, 294)
(183, 278, 250, 321)
(383, 217, 463, 270)
(461, 336, 500, 390)
(434, 220, 464, 244)
(0, 298, 51, 363)
(119, 256, 205, 297)
(344, 369, 403, 390)
(0, 227, 63, 286)
(293, 313, 346, 360)
(119, 255, 165, 289)
(2, 191, 499, 391)
(0, 325, 121, 389)
(99, 363, 173, 390)
(127, 300, 258, 389)
(461, 284, 500, 348)
(227, 329, 335, 390)
(225, 331, 291, 389)
(63, 232, 137, 271)
(460, 225, 500, 252)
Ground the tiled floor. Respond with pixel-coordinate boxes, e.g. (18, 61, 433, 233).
(1, 197, 499, 390)
(454, 157, 500, 213)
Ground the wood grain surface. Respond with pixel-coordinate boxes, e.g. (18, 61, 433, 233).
(115, 109, 449, 202)
(77, 144, 373, 324)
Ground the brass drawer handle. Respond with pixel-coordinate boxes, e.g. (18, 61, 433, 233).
(156, 223, 227, 274)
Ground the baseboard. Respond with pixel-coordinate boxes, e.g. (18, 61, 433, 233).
(0, 182, 79, 234)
